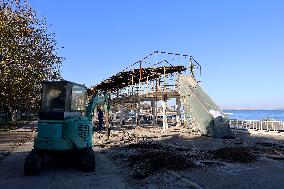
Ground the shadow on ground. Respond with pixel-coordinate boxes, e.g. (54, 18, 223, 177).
(1, 125, 284, 189)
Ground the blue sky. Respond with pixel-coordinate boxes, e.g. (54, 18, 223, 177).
(29, 0, 284, 109)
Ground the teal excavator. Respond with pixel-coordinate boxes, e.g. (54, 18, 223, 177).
(24, 80, 103, 175)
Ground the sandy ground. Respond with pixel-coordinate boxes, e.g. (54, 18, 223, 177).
(0, 124, 284, 189)
(0, 124, 128, 189)
(0, 140, 128, 189)
(0, 130, 34, 161)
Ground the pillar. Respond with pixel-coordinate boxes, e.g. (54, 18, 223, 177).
(162, 94, 168, 130)
(176, 97, 181, 127)
(138, 100, 141, 125)
(120, 101, 125, 125)
(105, 108, 110, 139)
(135, 100, 141, 126)
(151, 100, 156, 125)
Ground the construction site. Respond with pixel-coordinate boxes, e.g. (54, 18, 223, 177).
(89, 51, 231, 139)
(1, 52, 284, 189)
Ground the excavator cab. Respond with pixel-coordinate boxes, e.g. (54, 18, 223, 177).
(39, 81, 87, 120)
(24, 81, 96, 176)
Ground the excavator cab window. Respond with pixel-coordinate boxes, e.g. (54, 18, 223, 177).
(39, 81, 88, 120)
(71, 85, 87, 111)
(41, 83, 67, 112)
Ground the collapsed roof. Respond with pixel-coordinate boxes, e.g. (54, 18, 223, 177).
(88, 65, 187, 93)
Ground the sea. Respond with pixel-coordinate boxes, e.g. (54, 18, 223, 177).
(223, 110, 284, 121)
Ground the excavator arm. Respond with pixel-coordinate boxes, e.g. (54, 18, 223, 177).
(85, 91, 110, 120)
(85, 93, 99, 120)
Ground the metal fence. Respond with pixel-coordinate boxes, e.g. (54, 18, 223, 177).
(229, 119, 284, 132)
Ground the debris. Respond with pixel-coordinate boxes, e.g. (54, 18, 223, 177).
(256, 142, 284, 149)
(210, 147, 256, 163)
(233, 138, 243, 145)
(255, 142, 284, 159)
(128, 149, 195, 179)
(96, 125, 284, 183)
(267, 155, 284, 161)
(198, 160, 225, 167)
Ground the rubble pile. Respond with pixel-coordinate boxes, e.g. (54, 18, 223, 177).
(94, 126, 284, 180)
(210, 147, 257, 163)
(93, 126, 194, 149)
(255, 142, 284, 160)
(126, 142, 196, 179)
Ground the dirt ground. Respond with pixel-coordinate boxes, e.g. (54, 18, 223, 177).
(94, 125, 284, 188)
(1, 124, 284, 188)
(0, 129, 35, 161)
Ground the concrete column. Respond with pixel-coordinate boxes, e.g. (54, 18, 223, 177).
(133, 103, 137, 126)
(120, 101, 125, 125)
(135, 100, 140, 126)
(176, 97, 181, 127)
(151, 100, 156, 125)
(162, 95, 168, 130)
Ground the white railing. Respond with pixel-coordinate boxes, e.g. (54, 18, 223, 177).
(112, 77, 179, 98)
(229, 119, 284, 132)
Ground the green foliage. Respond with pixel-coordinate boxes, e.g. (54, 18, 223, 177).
(0, 0, 64, 111)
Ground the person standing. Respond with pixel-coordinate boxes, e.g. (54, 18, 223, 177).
(97, 108, 104, 131)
